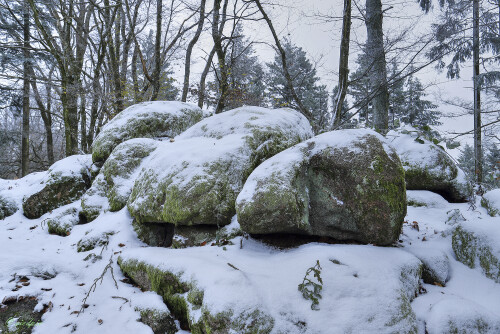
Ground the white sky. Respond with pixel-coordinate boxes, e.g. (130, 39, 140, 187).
(173, 0, 498, 155)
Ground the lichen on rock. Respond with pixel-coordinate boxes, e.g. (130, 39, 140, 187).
(236, 129, 407, 245)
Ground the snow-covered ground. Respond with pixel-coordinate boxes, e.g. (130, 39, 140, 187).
(0, 190, 499, 333)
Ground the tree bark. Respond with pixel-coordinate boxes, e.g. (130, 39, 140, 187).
(365, 0, 389, 134)
(198, 47, 216, 108)
(212, 0, 229, 113)
(473, 0, 483, 186)
(21, 0, 30, 176)
(333, 0, 352, 128)
(181, 0, 206, 102)
(151, 0, 163, 101)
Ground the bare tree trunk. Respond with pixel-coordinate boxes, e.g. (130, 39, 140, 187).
(21, 0, 30, 176)
(151, 0, 163, 101)
(198, 47, 216, 108)
(181, 0, 206, 102)
(365, 0, 388, 134)
(212, 0, 229, 113)
(80, 88, 87, 153)
(29, 68, 54, 165)
(473, 0, 483, 186)
(253, 0, 314, 126)
(132, 45, 140, 103)
(333, 0, 352, 128)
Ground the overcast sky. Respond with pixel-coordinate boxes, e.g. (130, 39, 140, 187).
(178, 0, 496, 155)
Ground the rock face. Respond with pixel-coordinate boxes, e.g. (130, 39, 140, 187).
(0, 195, 17, 220)
(236, 129, 406, 246)
(127, 106, 313, 227)
(81, 138, 159, 222)
(388, 129, 469, 202)
(22, 155, 92, 219)
(453, 220, 500, 283)
(118, 244, 422, 334)
(91, 101, 203, 163)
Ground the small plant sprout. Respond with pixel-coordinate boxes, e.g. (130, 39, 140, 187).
(298, 260, 323, 310)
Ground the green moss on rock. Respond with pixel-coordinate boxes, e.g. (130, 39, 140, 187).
(136, 308, 177, 334)
(22, 156, 92, 219)
(237, 130, 407, 246)
(127, 107, 313, 228)
(453, 225, 500, 283)
(118, 258, 274, 334)
(46, 207, 80, 236)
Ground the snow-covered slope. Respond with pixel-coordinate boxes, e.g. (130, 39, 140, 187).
(1, 189, 500, 333)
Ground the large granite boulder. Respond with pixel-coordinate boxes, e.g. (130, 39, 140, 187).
(387, 129, 469, 202)
(81, 138, 159, 222)
(236, 129, 406, 246)
(22, 155, 92, 219)
(91, 101, 203, 163)
(127, 106, 313, 227)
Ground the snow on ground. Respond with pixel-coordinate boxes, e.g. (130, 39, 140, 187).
(0, 189, 500, 333)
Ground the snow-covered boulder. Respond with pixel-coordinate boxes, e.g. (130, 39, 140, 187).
(405, 247, 449, 286)
(236, 129, 406, 246)
(452, 219, 500, 283)
(118, 243, 422, 334)
(81, 138, 159, 222)
(46, 206, 80, 236)
(22, 155, 92, 219)
(482, 189, 500, 217)
(91, 101, 203, 163)
(387, 129, 469, 202)
(426, 297, 500, 334)
(127, 107, 313, 228)
(0, 194, 17, 220)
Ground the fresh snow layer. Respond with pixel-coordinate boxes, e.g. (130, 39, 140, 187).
(97, 101, 200, 140)
(1, 186, 500, 333)
(0, 154, 92, 208)
(484, 188, 500, 212)
(404, 193, 500, 332)
(177, 106, 312, 141)
(387, 128, 467, 185)
(121, 241, 421, 334)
